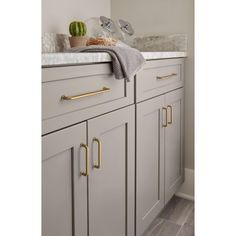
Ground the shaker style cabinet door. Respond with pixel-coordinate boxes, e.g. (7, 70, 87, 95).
(42, 122, 87, 236)
(136, 95, 165, 236)
(88, 105, 135, 236)
(164, 88, 184, 204)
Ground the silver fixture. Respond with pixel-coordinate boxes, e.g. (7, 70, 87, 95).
(118, 19, 134, 36)
(100, 16, 116, 33)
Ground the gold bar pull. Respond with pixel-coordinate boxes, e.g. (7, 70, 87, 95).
(93, 138, 102, 169)
(61, 87, 111, 101)
(162, 107, 168, 127)
(156, 73, 177, 80)
(80, 143, 89, 176)
(167, 105, 173, 124)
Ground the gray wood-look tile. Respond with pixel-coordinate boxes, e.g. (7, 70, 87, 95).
(176, 224, 194, 236)
(143, 196, 194, 236)
(160, 196, 194, 226)
(143, 218, 181, 236)
(185, 208, 194, 226)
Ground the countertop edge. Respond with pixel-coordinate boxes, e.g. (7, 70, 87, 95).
(42, 51, 187, 68)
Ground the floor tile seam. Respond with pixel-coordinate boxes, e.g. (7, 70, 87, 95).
(150, 218, 182, 236)
(158, 215, 182, 227)
(175, 224, 184, 236)
(161, 218, 182, 227)
(183, 221, 194, 228)
(181, 207, 194, 226)
(162, 200, 194, 221)
(147, 217, 166, 235)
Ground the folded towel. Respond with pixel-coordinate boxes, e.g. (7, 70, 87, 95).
(66, 45, 146, 82)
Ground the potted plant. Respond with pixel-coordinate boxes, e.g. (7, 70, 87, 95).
(69, 21, 88, 48)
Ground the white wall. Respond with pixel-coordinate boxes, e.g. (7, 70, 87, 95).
(42, 0, 111, 33)
(111, 0, 194, 169)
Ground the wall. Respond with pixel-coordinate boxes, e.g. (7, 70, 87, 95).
(42, 0, 111, 33)
(111, 0, 194, 170)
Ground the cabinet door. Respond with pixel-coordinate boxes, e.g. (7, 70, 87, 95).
(136, 96, 165, 236)
(164, 88, 184, 204)
(88, 106, 135, 236)
(42, 122, 87, 236)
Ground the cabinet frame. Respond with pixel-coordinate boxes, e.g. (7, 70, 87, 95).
(42, 122, 87, 236)
(42, 58, 185, 236)
(164, 88, 184, 204)
(42, 106, 135, 236)
(136, 95, 165, 236)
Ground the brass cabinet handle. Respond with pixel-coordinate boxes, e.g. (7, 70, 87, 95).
(61, 87, 111, 101)
(156, 73, 177, 80)
(167, 105, 173, 124)
(93, 138, 102, 169)
(162, 107, 168, 127)
(80, 143, 89, 176)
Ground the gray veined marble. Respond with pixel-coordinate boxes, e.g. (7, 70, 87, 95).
(42, 32, 188, 53)
(130, 34, 188, 52)
(41, 51, 187, 67)
(41, 32, 187, 66)
(42, 33, 70, 53)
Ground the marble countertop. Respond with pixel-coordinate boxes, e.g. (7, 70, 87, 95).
(42, 51, 187, 67)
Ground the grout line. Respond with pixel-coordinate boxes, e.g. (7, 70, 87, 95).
(158, 203, 194, 227)
(161, 217, 182, 226)
(143, 218, 163, 236)
(175, 225, 183, 236)
(144, 197, 194, 235)
(160, 218, 183, 236)
(181, 205, 194, 226)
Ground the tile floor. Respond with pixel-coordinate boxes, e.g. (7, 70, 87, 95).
(143, 196, 194, 236)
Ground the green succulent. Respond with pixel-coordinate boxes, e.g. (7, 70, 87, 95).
(69, 21, 87, 37)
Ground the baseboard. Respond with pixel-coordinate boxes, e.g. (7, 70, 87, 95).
(175, 168, 194, 201)
(175, 192, 194, 201)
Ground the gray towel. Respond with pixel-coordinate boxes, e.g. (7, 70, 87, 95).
(67, 45, 146, 82)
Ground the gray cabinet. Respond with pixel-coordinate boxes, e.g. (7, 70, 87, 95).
(136, 58, 184, 103)
(136, 95, 165, 236)
(42, 105, 135, 236)
(88, 105, 135, 236)
(42, 58, 185, 236)
(42, 122, 87, 236)
(42, 63, 134, 135)
(136, 87, 184, 235)
(164, 88, 184, 204)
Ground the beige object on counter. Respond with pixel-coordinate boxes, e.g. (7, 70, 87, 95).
(69, 36, 88, 48)
(86, 37, 117, 46)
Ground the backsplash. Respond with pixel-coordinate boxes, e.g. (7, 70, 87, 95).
(42, 33, 187, 53)
(131, 34, 187, 52)
(42, 33, 70, 53)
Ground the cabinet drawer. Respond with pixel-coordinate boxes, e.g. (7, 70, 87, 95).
(136, 58, 184, 102)
(42, 63, 134, 134)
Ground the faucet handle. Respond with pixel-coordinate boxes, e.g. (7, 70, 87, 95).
(100, 16, 116, 33)
(118, 19, 134, 36)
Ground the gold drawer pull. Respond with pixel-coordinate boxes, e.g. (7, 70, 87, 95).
(61, 87, 111, 101)
(80, 143, 89, 176)
(167, 105, 173, 124)
(156, 73, 177, 80)
(162, 107, 168, 127)
(93, 138, 102, 169)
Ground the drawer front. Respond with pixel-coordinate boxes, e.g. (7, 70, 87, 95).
(136, 58, 184, 102)
(42, 63, 134, 134)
